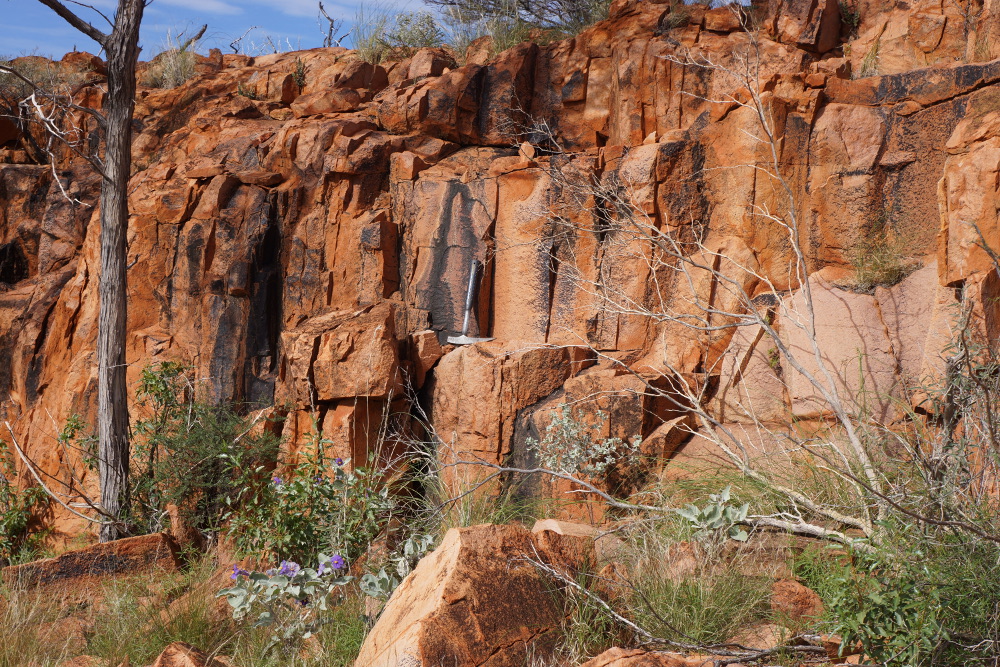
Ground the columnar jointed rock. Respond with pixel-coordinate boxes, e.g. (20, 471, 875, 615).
(3, 0, 1000, 538)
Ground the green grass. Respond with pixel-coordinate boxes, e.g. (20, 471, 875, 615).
(223, 591, 368, 666)
(628, 567, 772, 645)
(551, 574, 620, 664)
(0, 584, 77, 667)
(0, 552, 369, 667)
(85, 559, 235, 665)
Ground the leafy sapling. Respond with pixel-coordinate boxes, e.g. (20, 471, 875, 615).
(527, 403, 641, 479)
(675, 486, 749, 550)
(360, 533, 435, 599)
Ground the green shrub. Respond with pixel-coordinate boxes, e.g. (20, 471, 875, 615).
(822, 532, 1000, 666)
(236, 81, 259, 99)
(839, 1, 862, 39)
(293, 56, 306, 88)
(386, 12, 446, 55)
(219, 556, 353, 656)
(127, 362, 281, 538)
(0, 443, 47, 567)
(355, 9, 448, 63)
(226, 440, 396, 563)
(226, 590, 369, 666)
(527, 402, 641, 481)
(425, 0, 609, 37)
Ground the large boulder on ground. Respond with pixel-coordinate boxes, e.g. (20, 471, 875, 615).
(356, 523, 594, 667)
(2, 533, 181, 592)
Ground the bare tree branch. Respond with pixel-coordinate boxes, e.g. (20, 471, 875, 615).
(37, 0, 109, 47)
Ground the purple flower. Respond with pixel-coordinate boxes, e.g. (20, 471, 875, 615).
(278, 560, 300, 577)
(272, 476, 283, 486)
(231, 564, 250, 580)
(334, 458, 344, 466)
(265, 568, 277, 576)
(318, 554, 346, 575)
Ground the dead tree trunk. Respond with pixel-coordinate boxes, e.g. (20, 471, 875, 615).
(36, 0, 145, 541)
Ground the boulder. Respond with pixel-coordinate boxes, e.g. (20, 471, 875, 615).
(279, 303, 402, 403)
(355, 524, 569, 667)
(2, 533, 181, 591)
(428, 342, 576, 493)
(408, 48, 455, 79)
(779, 270, 901, 421)
(771, 578, 824, 622)
(149, 643, 229, 667)
(290, 88, 363, 117)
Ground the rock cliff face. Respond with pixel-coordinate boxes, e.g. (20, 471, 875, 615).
(3, 0, 1000, 538)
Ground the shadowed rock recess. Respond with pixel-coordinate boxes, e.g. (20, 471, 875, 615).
(4, 0, 1000, 614)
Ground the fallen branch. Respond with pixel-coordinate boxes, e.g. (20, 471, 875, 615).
(3, 420, 115, 528)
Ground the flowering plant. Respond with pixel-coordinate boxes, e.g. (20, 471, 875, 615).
(227, 445, 394, 562)
(218, 554, 352, 654)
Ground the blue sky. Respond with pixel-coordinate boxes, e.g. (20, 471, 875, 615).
(1, 0, 418, 59)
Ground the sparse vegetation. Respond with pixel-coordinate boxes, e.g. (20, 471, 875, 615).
(294, 56, 307, 88)
(858, 34, 881, 78)
(353, 5, 392, 65)
(0, 443, 48, 567)
(0, 54, 91, 163)
(236, 81, 260, 99)
(839, 0, 861, 39)
(846, 212, 917, 292)
(440, 0, 533, 59)
(658, 0, 693, 33)
(354, 8, 450, 63)
(423, 0, 610, 36)
(141, 27, 205, 89)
